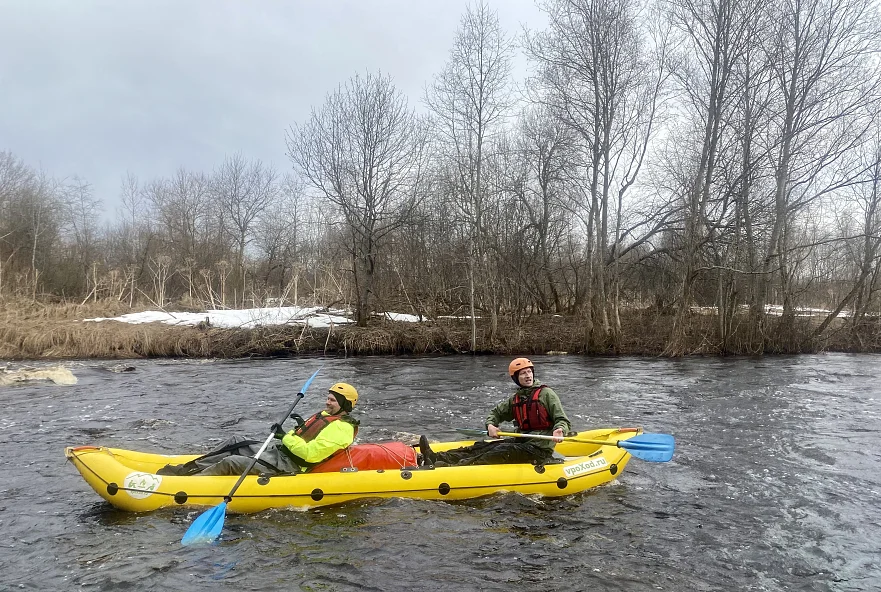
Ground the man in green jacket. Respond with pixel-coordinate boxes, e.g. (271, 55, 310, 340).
(158, 383, 360, 476)
(419, 358, 571, 467)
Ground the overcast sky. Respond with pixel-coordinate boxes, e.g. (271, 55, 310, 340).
(0, 0, 546, 217)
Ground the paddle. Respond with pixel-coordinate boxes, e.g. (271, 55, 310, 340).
(455, 428, 675, 463)
(181, 366, 322, 546)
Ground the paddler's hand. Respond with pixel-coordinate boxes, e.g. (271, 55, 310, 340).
(552, 428, 564, 443)
(487, 424, 500, 438)
(290, 413, 305, 429)
(271, 423, 286, 439)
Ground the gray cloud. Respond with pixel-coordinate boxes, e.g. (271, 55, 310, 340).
(0, 0, 544, 215)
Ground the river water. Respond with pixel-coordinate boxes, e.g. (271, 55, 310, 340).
(1, 354, 879, 591)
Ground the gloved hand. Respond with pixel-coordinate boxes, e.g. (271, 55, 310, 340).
(290, 413, 305, 429)
(271, 423, 286, 439)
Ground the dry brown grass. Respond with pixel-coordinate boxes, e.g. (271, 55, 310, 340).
(1, 297, 143, 322)
(2, 297, 879, 360)
(0, 298, 212, 358)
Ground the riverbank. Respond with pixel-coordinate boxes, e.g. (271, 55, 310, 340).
(2, 298, 879, 360)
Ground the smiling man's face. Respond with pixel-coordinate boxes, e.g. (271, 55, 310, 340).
(517, 367, 534, 387)
(325, 393, 341, 414)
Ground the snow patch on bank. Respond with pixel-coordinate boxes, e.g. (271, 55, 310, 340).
(84, 306, 429, 328)
(85, 306, 354, 329)
(379, 312, 423, 322)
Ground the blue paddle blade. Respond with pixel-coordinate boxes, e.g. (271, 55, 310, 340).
(627, 433, 675, 447)
(618, 433, 675, 462)
(621, 445, 674, 462)
(182, 502, 227, 546)
(300, 367, 322, 395)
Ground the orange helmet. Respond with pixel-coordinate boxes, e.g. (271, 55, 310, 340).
(508, 357, 534, 384)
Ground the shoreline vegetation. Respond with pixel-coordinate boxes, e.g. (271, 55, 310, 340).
(6, 4, 881, 363)
(2, 298, 879, 362)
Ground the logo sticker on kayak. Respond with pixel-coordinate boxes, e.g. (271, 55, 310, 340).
(563, 457, 607, 478)
(123, 472, 162, 499)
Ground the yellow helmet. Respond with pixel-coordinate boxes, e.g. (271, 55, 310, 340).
(329, 382, 358, 408)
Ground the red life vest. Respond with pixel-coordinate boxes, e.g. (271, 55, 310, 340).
(512, 386, 552, 431)
(285, 412, 360, 469)
(295, 412, 359, 442)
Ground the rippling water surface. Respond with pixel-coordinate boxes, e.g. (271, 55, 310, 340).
(2, 354, 880, 591)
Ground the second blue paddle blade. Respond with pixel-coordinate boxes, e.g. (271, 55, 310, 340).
(182, 502, 227, 546)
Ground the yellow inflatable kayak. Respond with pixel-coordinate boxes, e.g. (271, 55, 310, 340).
(65, 427, 643, 513)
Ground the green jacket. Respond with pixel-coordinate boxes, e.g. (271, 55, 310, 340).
(280, 411, 359, 468)
(485, 383, 571, 452)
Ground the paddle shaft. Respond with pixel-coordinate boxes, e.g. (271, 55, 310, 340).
(221, 393, 305, 502)
(495, 430, 628, 447)
(454, 428, 674, 463)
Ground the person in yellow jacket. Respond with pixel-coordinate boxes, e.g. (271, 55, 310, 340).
(158, 383, 360, 476)
(274, 383, 360, 470)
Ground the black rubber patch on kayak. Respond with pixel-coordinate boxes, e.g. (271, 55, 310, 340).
(107, 483, 118, 496)
(438, 483, 451, 495)
(311, 488, 324, 501)
(534, 464, 546, 474)
(556, 477, 568, 489)
(257, 476, 270, 485)
(400, 470, 412, 480)
(610, 463, 618, 475)
(174, 491, 188, 504)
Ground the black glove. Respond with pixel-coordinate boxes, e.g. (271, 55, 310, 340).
(271, 423, 286, 439)
(290, 413, 305, 429)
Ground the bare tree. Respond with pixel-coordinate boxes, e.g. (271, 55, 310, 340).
(756, 0, 881, 348)
(659, 0, 766, 354)
(144, 168, 215, 277)
(712, 5, 776, 353)
(118, 172, 151, 262)
(109, 172, 153, 300)
(59, 176, 102, 295)
(527, 0, 668, 349)
(0, 152, 36, 295)
(813, 118, 881, 338)
(252, 174, 310, 300)
(510, 104, 578, 316)
(212, 154, 278, 305)
(424, 0, 514, 347)
(287, 71, 428, 326)
(0, 164, 62, 299)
